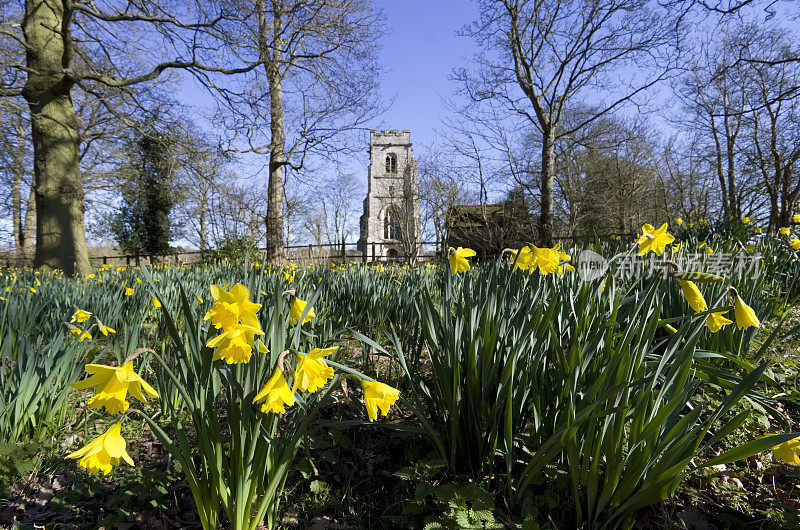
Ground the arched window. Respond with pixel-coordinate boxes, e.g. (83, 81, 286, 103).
(385, 153, 397, 173)
(384, 207, 402, 240)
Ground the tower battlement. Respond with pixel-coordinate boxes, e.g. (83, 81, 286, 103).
(370, 130, 411, 145)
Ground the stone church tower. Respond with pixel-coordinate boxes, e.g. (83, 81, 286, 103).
(358, 130, 420, 261)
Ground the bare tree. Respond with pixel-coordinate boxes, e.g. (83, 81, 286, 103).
(0, 1, 274, 275)
(456, 0, 678, 244)
(742, 27, 800, 230)
(0, 97, 34, 258)
(417, 149, 475, 252)
(204, 0, 386, 262)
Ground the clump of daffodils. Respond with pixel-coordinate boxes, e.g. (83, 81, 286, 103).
(68, 357, 158, 474)
(673, 270, 759, 333)
(204, 283, 265, 364)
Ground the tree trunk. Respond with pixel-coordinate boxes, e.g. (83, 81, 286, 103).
(260, 0, 286, 263)
(22, 0, 90, 276)
(539, 127, 555, 246)
(724, 116, 738, 217)
(22, 187, 36, 257)
(11, 145, 22, 256)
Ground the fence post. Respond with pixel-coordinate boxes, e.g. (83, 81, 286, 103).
(371, 242, 375, 263)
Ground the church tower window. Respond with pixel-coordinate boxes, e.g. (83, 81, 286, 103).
(385, 153, 397, 173)
(384, 207, 402, 240)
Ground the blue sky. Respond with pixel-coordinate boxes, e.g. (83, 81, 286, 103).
(368, 0, 480, 148)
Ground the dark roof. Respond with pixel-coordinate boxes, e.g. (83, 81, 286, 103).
(447, 204, 506, 228)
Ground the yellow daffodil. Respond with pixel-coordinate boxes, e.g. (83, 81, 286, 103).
(28, 286, 36, 293)
(71, 361, 159, 414)
(361, 380, 400, 422)
(206, 323, 263, 364)
(70, 329, 93, 342)
(779, 227, 790, 236)
(705, 311, 733, 333)
(100, 324, 116, 336)
(532, 246, 562, 275)
(71, 308, 92, 323)
(289, 297, 315, 325)
(150, 296, 161, 309)
(772, 437, 800, 464)
(742, 217, 752, 224)
(754, 227, 762, 234)
(508, 246, 534, 270)
(196, 295, 204, 304)
(205, 301, 240, 330)
(449, 247, 477, 275)
(207, 284, 262, 330)
(794, 214, 800, 223)
(124, 287, 135, 296)
(284, 271, 295, 282)
(698, 242, 706, 249)
(253, 369, 295, 414)
(66, 423, 134, 475)
(637, 223, 675, 256)
(705, 247, 714, 255)
(733, 293, 760, 330)
(86, 273, 96, 279)
(292, 347, 337, 393)
(679, 280, 707, 313)
(675, 217, 683, 225)
(791, 239, 800, 250)
(672, 242, 682, 253)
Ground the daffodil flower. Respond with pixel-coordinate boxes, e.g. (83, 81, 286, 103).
(289, 297, 315, 325)
(637, 223, 675, 256)
(71, 308, 92, 323)
(679, 280, 707, 313)
(733, 293, 760, 330)
(705, 311, 733, 333)
(70, 329, 93, 342)
(292, 347, 337, 393)
(361, 380, 400, 422)
(206, 323, 263, 364)
(779, 227, 790, 236)
(772, 437, 800, 464)
(253, 369, 295, 414)
(71, 361, 159, 414)
(66, 423, 134, 475)
(448, 247, 476, 275)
